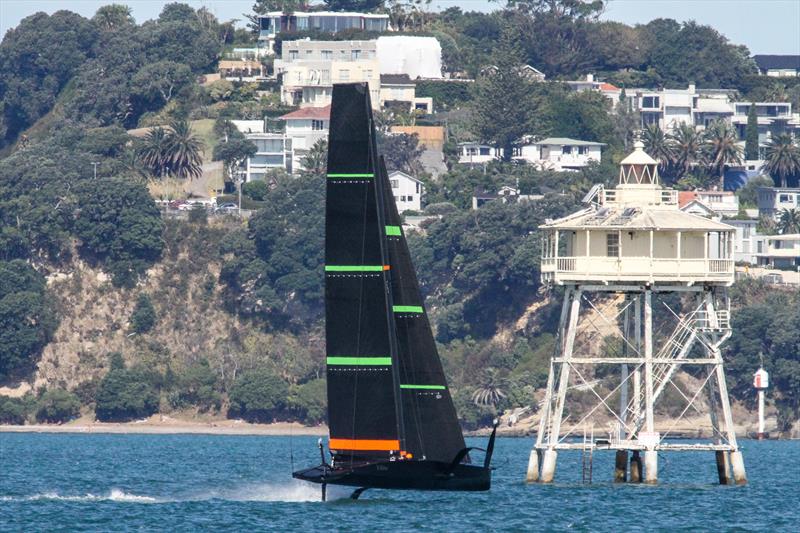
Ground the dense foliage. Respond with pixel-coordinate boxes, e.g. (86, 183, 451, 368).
(130, 294, 157, 334)
(228, 367, 290, 423)
(35, 388, 81, 423)
(0, 261, 57, 381)
(94, 353, 161, 422)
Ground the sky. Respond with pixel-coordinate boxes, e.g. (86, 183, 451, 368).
(1, 0, 798, 54)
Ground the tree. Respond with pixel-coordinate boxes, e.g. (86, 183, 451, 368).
(170, 359, 221, 412)
(470, 26, 540, 161)
(212, 125, 257, 181)
(323, 0, 385, 12)
(130, 293, 157, 334)
(93, 4, 135, 30)
(165, 120, 204, 179)
(95, 355, 160, 422)
(228, 367, 290, 422)
(137, 127, 172, 177)
(778, 208, 800, 235)
(378, 132, 424, 174)
(471, 368, 508, 409)
(0, 261, 58, 381)
(702, 120, 742, 187)
(668, 123, 702, 180)
(762, 133, 800, 187)
(131, 61, 194, 111)
(74, 178, 164, 287)
(35, 389, 81, 423)
(642, 124, 674, 174)
(745, 103, 759, 161)
(300, 139, 328, 176)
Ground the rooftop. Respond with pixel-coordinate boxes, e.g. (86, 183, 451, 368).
(534, 137, 605, 146)
(753, 55, 800, 70)
(543, 206, 733, 231)
(279, 105, 331, 120)
(380, 74, 414, 85)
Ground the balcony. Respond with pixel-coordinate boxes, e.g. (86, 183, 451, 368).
(540, 256, 735, 285)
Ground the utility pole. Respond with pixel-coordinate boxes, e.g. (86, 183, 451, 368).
(91, 162, 100, 180)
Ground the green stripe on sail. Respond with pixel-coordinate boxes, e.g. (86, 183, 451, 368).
(393, 305, 424, 313)
(325, 265, 384, 272)
(327, 357, 392, 366)
(327, 173, 374, 178)
(385, 225, 402, 236)
(400, 384, 446, 390)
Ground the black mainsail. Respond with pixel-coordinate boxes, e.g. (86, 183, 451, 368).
(293, 83, 496, 498)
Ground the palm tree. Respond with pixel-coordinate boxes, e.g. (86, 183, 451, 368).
(702, 120, 743, 188)
(472, 368, 508, 409)
(137, 127, 171, 177)
(165, 120, 204, 179)
(762, 133, 800, 187)
(642, 124, 674, 174)
(668, 123, 702, 180)
(778, 208, 800, 234)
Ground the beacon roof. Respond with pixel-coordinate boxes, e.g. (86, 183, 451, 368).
(542, 206, 734, 231)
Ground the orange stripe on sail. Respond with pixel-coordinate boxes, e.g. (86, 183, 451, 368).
(329, 438, 400, 451)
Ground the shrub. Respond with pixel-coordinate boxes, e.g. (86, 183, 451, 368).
(228, 367, 289, 423)
(188, 204, 208, 225)
(130, 293, 156, 334)
(242, 180, 269, 201)
(35, 389, 81, 423)
(170, 359, 221, 412)
(289, 379, 326, 424)
(95, 355, 160, 422)
(0, 396, 32, 424)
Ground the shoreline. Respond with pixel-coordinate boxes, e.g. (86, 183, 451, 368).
(0, 420, 328, 436)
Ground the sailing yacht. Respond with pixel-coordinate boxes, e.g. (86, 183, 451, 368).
(293, 83, 496, 500)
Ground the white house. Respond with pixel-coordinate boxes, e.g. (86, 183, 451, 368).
(458, 142, 501, 165)
(388, 170, 424, 213)
(241, 133, 293, 181)
(376, 36, 442, 79)
(727, 219, 766, 264)
(756, 234, 800, 268)
(525, 138, 604, 171)
(678, 190, 740, 218)
(757, 186, 800, 219)
(379, 74, 433, 113)
(472, 186, 543, 209)
(279, 105, 330, 173)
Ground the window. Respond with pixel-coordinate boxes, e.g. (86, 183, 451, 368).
(288, 50, 298, 61)
(466, 147, 477, 156)
(321, 50, 332, 60)
(780, 194, 791, 203)
(305, 49, 312, 56)
(363, 69, 372, 78)
(479, 147, 491, 156)
(578, 146, 587, 155)
(607, 233, 620, 257)
(562, 146, 572, 154)
(415, 183, 420, 193)
(339, 69, 350, 80)
(391, 179, 399, 189)
(642, 96, 660, 108)
(757, 241, 763, 253)
(351, 50, 361, 60)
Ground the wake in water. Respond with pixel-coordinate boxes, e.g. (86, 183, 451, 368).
(0, 482, 346, 504)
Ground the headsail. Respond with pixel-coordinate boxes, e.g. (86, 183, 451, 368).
(377, 158, 467, 463)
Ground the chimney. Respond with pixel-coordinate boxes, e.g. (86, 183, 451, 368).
(586, 73, 594, 82)
(688, 83, 696, 93)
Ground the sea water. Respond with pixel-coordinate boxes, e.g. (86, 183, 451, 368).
(0, 433, 796, 531)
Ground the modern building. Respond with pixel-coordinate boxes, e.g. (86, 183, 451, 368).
(279, 105, 330, 173)
(388, 170, 424, 213)
(458, 142, 502, 165)
(727, 219, 766, 264)
(241, 133, 293, 181)
(636, 84, 697, 130)
(755, 234, 800, 268)
(257, 11, 390, 54)
(757, 186, 800, 219)
(730, 102, 799, 143)
(275, 40, 381, 108)
(379, 74, 433, 113)
(753, 55, 800, 77)
(565, 74, 622, 106)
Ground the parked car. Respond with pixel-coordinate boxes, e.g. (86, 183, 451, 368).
(215, 202, 238, 214)
(168, 200, 187, 210)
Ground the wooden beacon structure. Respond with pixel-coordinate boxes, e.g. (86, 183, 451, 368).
(526, 141, 746, 485)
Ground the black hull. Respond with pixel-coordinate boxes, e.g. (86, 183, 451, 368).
(293, 460, 491, 492)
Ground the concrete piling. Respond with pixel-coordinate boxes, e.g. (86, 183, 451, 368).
(629, 450, 642, 483)
(715, 450, 731, 485)
(614, 450, 628, 483)
(526, 449, 540, 483)
(644, 450, 658, 484)
(730, 450, 747, 485)
(540, 449, 558, 483)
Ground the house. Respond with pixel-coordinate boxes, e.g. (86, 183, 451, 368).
(565, 74, 621, 105)
(472, 186, 543, 209)
(279, 105, 330, 173)
(753, 55, 800, 77)
(275, 40, 381, 108)
(458, 142, 501, 165)
(388, 170, 424, 213)
(727, 219, 766, 264)
(379, 74, 433, 113)
(678, 190, 740, 218)
(257, 11, 390, 55)
(218, 59, 266, 82)
(755, 234, 800, 268)
(757, 186, 800, 219)
(636, 84, 697, 130)
(730, 102, 800, 144)
(241, 133, 293, 181)
(524, 138, 604, 171)
(376, 36, 442, 80)
(480, 64, 546, 81)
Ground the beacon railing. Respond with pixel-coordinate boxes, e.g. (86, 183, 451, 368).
(541, 256, 735, 281)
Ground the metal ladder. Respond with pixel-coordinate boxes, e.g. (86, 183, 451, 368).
(581, 425, 594, 483)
